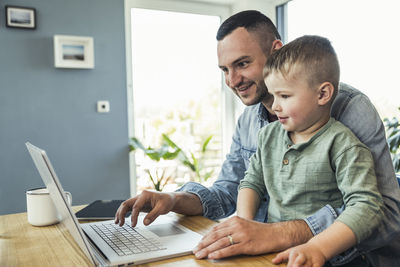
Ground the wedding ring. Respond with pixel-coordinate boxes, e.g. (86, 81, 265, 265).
(227, 234, 234, 245)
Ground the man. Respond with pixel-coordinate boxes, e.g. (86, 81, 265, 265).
(115, 10, 400, 266)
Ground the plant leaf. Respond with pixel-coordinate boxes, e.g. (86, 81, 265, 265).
(191, 152, 199, 171)
(203, 170, 214, 181)
(394, 153, 400, 173)
(129, 137, 146, 151)
(202, 135, 213, 152)
(162, 134, 179, 149)
(162, 149, 181, 160)
(145, 169, 157, 188)
(387, 131, 400, 153)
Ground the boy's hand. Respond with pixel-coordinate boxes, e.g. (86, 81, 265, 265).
(272, 242, 326, 267)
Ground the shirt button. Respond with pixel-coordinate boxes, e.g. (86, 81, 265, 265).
(287, 144, 292, 148)
(283, 159, 289, 165)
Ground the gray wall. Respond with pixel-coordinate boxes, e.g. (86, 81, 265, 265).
(0, 0, 130, 215)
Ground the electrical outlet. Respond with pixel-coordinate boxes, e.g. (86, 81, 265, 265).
(97, 101, 110, 113)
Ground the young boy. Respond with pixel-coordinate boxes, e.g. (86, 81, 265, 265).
(237, 35, 384, 266)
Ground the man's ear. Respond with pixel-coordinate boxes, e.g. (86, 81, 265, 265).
(271, 39, 283, 53)
(317, 82, 334, 106)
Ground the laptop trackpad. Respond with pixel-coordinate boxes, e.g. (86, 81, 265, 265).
(145, 224, 185, 237)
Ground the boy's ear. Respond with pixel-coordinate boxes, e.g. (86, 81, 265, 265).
(317, 82, 334, 105)
(270, 39, 283, 53)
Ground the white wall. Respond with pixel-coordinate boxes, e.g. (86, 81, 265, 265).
(231, 0, 288, 22)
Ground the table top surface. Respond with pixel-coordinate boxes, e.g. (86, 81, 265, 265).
(0, 206, 285, 267)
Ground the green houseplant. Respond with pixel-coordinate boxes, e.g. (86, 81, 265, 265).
(162, 134, 214, 183)
(129, 135, 180, 191)
(130, 134, 214, 191)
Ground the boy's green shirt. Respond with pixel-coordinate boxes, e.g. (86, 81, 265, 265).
(239, 117, 384, 243)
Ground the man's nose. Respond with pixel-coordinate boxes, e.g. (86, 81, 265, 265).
(226, 70, 242, 88)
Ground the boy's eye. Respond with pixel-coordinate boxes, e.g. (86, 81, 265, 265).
(281, 95, 289, 99)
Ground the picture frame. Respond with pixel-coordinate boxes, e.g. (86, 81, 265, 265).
(5, 5, 36, 29)
(53, 35, 95, 69)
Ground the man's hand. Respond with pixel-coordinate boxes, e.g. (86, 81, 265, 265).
(114, 190, 203, 227)
(193, 216, 313, 260)
(114, 190, 177, 227)
(272, 243, 326, 267)
(193, 216, 281, 259)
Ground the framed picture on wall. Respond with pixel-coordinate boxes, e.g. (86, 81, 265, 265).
(5, 5, 36, 29)
(54, 35, 95, 69)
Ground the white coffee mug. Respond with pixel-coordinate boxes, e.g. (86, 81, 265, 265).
(26, 187, 72, 226)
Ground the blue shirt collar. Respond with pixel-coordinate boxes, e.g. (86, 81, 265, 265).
(257, 103, 270, 122)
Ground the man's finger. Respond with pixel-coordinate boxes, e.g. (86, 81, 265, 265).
(130, 196, 148, 227)
(210, 218, 233, 231)
(143, 201, 166, 225)
(194, 234, 232, 259)
(207, 243, 240, 260)
(114, 207, 123, 225)
(115, 199, 135, 226)
(194, 227, 231, 253)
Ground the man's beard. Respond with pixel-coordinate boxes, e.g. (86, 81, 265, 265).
(237, 80, 268, 106)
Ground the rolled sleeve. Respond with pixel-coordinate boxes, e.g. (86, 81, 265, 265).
(177, 182, 225, 220)
(304, 204, 338, 236)
(304, 205, 359, 266)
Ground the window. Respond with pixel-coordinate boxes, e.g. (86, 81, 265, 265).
(286, 0, 400, 120)
(125, 0, 230, 194)
(275, 3, 287, 44)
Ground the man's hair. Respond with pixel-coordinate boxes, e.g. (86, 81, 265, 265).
(216, 10, 281, 55)
(264, 35, 340, 96)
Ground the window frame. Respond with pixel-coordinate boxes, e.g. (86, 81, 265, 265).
(124, 0, 232, 196)
(275, 3, 288, 44)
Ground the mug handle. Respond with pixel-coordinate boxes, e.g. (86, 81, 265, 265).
(65, 191, 72, 206)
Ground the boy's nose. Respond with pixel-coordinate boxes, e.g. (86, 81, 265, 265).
(272, 100, 281, 112)
(271, 100, 277, 110)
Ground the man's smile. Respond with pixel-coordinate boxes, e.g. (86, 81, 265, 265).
(236, 83, 254, 96)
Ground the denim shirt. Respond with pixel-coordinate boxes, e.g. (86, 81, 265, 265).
(177, 83, 400, 266)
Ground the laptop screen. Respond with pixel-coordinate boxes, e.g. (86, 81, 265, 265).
(26, 142, 97, 265)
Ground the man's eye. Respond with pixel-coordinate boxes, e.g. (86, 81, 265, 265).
(281, 95, 289, 99)
(238, 61, 249, 68)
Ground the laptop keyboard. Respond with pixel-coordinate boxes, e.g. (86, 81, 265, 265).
(90, 223, 165, 256)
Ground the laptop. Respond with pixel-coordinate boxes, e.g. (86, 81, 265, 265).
(26, 142, 203, 266)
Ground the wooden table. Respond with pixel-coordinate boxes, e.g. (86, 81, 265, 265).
(0, 206, 285, 266)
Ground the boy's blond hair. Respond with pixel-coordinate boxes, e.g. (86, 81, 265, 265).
(264, 35, 340, 100)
